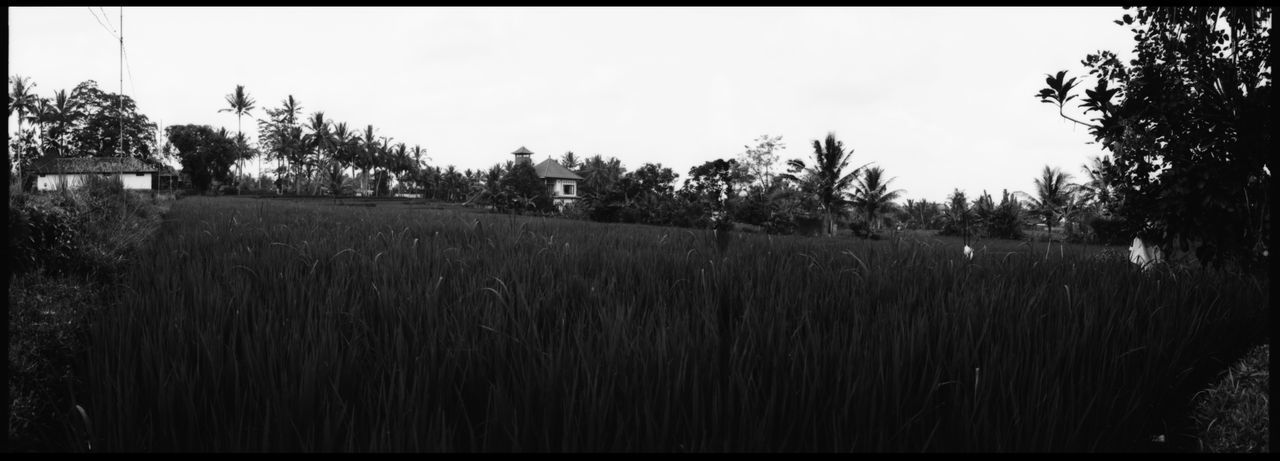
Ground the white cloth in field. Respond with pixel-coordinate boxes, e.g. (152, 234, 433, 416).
(1129, 237, 1163, 268)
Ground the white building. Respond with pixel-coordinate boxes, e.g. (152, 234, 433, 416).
(512, 146, 583, 209)
(31, 157, 159, 191)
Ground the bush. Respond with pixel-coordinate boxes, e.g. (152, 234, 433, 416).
(8, 175, 164, 279)
(848, 219, 873, 239)
(559, 200, 590, 220)
(762, 211, 799, 235)
(1089, 215, 1135, 246)
(733, 192, 773, 227)
(983, 207, 1026, 240)
(1064, 221, 1095, 244)
(8, 197, 81, 277)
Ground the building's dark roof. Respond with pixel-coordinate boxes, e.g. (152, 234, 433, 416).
(533, 158, 583, 180)
(512, 146, 534, 155)
(31, 157, 159, 174)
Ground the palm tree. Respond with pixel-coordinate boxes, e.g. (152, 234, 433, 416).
(277, 95, 302, 188)
(327, 121, 356, 195)
(779, 132, 865, 237)
(442, 165, 463, 202)
(851, 166, 905, 233)
(9, 76, 39, 178)
(903, 199, 941, 230)
(356, 125, 378, 195)
(26, 97, 52, 157)
(1017, 166, 1077, 253)
(407, 144, 428, 196)
(302, 112, 331, 195)
(1077, 155, 1115, 216)
(218, 84, 256, 183)
(41, 89, 80, 158)
(374, 136, 396, 196)
(560, 151, 580, 171)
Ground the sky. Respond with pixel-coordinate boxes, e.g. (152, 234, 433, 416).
(8, 6, 1135, 202)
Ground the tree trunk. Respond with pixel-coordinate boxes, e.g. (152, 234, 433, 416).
(1046, 219, 1054, 259)
(15, 115, 24, 182)
(236, 115, 243, 186)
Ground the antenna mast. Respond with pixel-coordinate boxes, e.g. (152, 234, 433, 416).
(119, 7, 124, 158)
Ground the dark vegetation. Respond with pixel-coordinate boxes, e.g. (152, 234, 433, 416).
(1038, 6, 1271, 271)
(79, 197, 1268, 451)
(8, 5, 1269, 452)
(8, 176, 170, 452)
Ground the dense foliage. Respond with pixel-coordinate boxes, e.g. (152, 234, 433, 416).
(166, 125, 249, 193)
(8, 177, 169, 452)
(1039, 6, 1272, 269)
(494, 161, 553, 214)
(8, 78, 160, 180)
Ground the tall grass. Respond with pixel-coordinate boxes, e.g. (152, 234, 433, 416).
(83, 197, 1269, 451)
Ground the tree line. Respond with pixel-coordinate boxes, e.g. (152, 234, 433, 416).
(3, 77, 1138, 244)
(8, 78, 159, 184)
(10, 6, 1267, 269)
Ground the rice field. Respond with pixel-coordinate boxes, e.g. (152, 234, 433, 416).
(82, 196, 1269, 451)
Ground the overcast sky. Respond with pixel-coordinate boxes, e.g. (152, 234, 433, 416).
(9, 6, 1133, 202)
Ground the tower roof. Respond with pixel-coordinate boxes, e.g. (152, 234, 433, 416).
(512, 146, 534, 155)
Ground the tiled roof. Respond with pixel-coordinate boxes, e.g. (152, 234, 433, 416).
(533, 158, 583, 180)
(30, 157, 159, 174)
(511, 146, 534, 155)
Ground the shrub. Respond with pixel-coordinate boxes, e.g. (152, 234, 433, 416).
(8, 197, 81, 276)
(732, 192, 773, 227)
(984, 206, 1026, 240)
(848, 218, 873, 239)
(1089, 215, 1135, 246)
(762, 211, 798, 235)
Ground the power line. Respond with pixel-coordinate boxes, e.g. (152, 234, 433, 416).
(87, 7, 118, 39)
(123, 46, 138, 98)
(99, 7, 119, 36)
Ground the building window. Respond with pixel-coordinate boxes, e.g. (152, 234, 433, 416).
(563, 184, 574, 196)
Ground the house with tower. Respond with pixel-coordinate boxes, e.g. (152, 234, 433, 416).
(511, 146, 582, 209)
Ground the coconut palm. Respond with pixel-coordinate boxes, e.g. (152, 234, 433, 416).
(560, 151, 580, 171)
(218, 84, 256, 182)
(25, 97, 52, 157)
(325, 121, 356, 195)
(1017, 166, 1077, 255)
(389, 143, 414, 194)
(277, 95, 302, 186)
(257, 95, 304, 192)
(355, 125, 379, 195)
(9, 75, 39, 178)
(373, 136, 395, 196)
(41, 89, 80, 158)
(851, 166, 905, 233)
(406, 144, 428, 195)
(903, 199, 942, 230)
(778, 132, 866, 237)
(1077, 155, 1116, 215)
(302, 112, 331, 194)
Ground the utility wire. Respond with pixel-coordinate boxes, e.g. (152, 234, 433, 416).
(99, 7, 119, 36)
(123, 46, 138, 97)
(87, 7, 118, 39)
